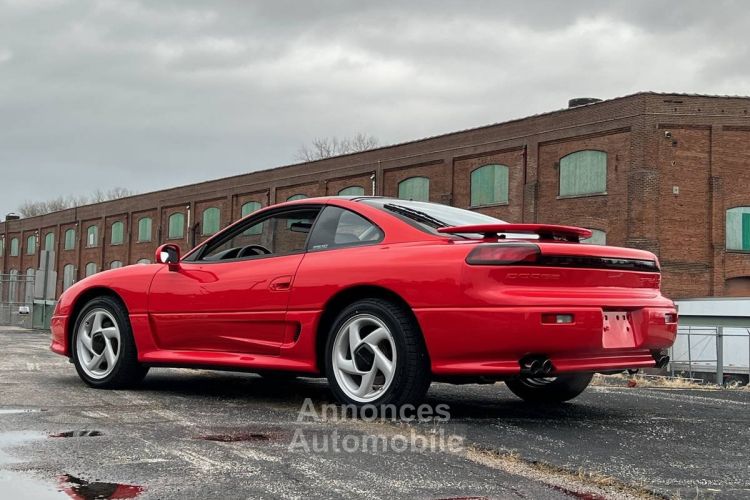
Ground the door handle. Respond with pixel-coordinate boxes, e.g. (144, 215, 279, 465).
(269, 275, 292, 291)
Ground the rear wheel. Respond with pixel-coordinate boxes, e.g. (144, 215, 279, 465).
(72, 296, 148, 389)
(505, 373, 593, 403)
(325, 298, 430, 407)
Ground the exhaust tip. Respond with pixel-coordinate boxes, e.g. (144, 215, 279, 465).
(541, 359, 553, 374)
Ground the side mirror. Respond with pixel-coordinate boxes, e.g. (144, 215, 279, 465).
(155, 243, 181, 272)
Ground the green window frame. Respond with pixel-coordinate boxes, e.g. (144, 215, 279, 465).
(86, 225, 98, 248)
(726, 207, 750, 251)
(202, 207, 220, 236)
(559, 150, 607, 197)
(470, 164, 509, 207)
(64, 229, 76, 250)
(582, 229, 607, 245)
(338, 186, 365, 196)
(85, 262, 97, 277)
(111, 221, 124, 245)
(110, 260, 123, 269)
(167, 213, 185, 239)
(26, 235, 36, 255)
(138, 217, 152, 242)
(44, 232, 54, 251)
(10, 238, 19, 256)
(241, 202, 262, 235)
(398, 177, 430, 202)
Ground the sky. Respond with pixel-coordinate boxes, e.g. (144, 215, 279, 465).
(1, 0, 749, 218)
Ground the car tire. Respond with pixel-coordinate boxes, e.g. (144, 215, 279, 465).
(325, 298, 430, 407)
(71, 296, 149, 389)
(505, 373, 593, 403)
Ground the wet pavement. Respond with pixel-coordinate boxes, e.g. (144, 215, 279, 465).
(0, 327, 748, 499)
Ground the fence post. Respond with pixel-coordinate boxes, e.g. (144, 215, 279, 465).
(716, 326, 724, 386)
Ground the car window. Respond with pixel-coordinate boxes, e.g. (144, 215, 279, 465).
(307, 206, 383, 251)
(196, 207, 321, 262)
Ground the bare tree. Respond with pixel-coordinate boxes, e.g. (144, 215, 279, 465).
(296, 133, 379, 162)
(17, 187, 135, 218)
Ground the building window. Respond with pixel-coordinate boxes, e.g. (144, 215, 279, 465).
(559, 150, 607, 197)
(241, 202, 262, 235)
(44, 232, 54, 251)
(86, 225, 98, 247)
(8, 269, 18, 301)
(136, 258, 151, 264)
(26, 235, 36, 255)
(470, 164, 509, 207)
(63, 264, 76, 290)
(168, 213, 185, 239)
(338, 186, 365, 196)
(582, 229, 607, 245)
(64, 229, 76, 250)
(202, 207, 220, 235)
(285, 195, 307, 228)
(0, 236, 4, 256)
(138, 217, 152, 242)
(10, 238, 19, 257)
(111, 221, 124, 245)
(726, 207, 750, 251)
(398, 177, 430, 202)
(110, 260, 123, 269)
(85, 262, 97, 277)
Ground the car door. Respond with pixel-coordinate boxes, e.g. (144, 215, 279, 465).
(147, 205, 322, 355)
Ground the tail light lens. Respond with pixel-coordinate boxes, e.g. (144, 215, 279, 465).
(466, 243, 540, 265)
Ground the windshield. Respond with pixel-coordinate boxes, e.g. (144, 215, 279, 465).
(359, 198, 504, 236)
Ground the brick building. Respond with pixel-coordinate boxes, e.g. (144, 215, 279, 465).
(1, 92, 750, 300)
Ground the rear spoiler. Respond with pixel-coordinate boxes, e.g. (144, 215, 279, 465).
(436, 224, 593, 242)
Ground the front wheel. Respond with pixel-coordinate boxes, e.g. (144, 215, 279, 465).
(505, 373, 593, 403)
(71, 296, 149, 389)
(325, 299, 430, 407)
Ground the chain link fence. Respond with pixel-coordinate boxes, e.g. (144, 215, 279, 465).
(0, 272, 35, 328)
(669, 325, 750, 385)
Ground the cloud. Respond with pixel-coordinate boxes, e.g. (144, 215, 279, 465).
(0, 0, 748, 217)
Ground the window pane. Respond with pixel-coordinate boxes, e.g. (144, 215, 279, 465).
(85, 262, 97, 277)
(308, 206, 382, 251)
(44, 232, 54, 251)
(111, 222, 124, 245)
(110, 260, 123, 269)
(168, 213, 185, 239)
(64, 229, 76, 250)
(86, 226, 98, 247)
(10, 238, 19, 256)
(338, 186, 365, 196)
(559, 150, 607, 197)
(202, 207, 220, 235)
(471, 164, 509, 206)
(285, 195, 308, 228)
(0, 237, 4, 256)
(26, 235, 36, 255)
(200, 208, 320, 261)
(727, 207, 750, 251)
(138, 218, 152, 242)
(63, 264, 75, 290)
(582, 229, 607, 245)
(136, 259, 151, 264)
(241, 202, 262, 235)
(398, 177, 430, 202)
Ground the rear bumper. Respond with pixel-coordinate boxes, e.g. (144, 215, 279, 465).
(415, 305, 677, 376)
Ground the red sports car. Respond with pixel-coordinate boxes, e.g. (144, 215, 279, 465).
(50, 197, 677, 406)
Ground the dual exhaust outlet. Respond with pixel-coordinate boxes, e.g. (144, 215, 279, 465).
(519, 355, 554, 377)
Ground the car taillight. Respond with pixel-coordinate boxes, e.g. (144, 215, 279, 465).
(466, 243, 541, 265)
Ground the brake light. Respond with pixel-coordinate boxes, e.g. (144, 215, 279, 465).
(466, 243, 540, 265)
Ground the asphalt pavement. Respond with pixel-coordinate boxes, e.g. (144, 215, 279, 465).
(0, 327, 748, 499)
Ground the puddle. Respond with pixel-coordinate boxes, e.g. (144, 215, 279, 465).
(0, 409, 44, 415)
(50, 431, 104, 439)
(0, 431, 66, 499)
(59, 474, 145, 500)
(199, 432, 271, 442)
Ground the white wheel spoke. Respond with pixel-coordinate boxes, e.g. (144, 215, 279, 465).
(373, 347, 394, 379)
(85, 353, 104, 371)
(103, 339, 117, 367)
(101, 327, 118, 339)
(80, 331, 93, 352)
(92, 311, 104, 333)
(348, 320, 362, 354)
(355, 368, 377, 397)
(363, 327, 388, 346)
(336, 352, 360, 375)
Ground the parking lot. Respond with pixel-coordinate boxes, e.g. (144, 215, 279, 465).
(1, 327, 748, 499)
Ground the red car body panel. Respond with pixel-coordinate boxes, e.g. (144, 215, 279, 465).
(50, 196, 677, 377)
